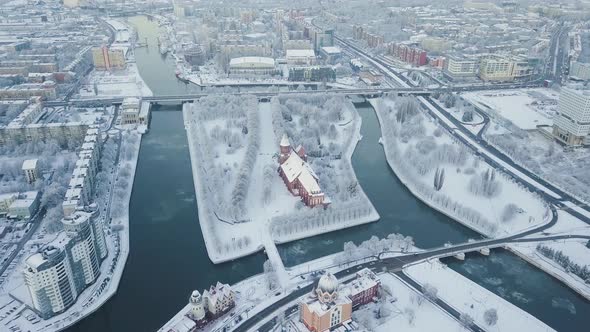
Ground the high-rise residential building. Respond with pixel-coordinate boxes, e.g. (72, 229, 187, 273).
(570, 62, 590, 81)
(22, 159, 39, 184)
(24, 233, 79, 319)
(92, 46, 126, 71)
(552, 87, 590, 146)
(24, 211, 107, 318)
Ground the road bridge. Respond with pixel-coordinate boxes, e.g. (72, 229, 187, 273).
(230, 233, 588, 332)
(43, 87, 440, 107)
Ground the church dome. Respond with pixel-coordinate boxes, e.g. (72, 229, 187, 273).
(190, 290, 201, 304)
(318, 272, 339, 294)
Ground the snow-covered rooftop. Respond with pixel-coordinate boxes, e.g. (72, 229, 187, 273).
(229, 56, 276, 67)
(21, 159, 37, 170)
(286, 49, 316, 57)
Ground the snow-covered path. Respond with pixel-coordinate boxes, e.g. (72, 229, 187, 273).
(261, 227, 290, 289)
(246, 102, 290, 289)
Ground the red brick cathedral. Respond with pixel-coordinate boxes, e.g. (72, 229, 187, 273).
(278, 134, 326, 207)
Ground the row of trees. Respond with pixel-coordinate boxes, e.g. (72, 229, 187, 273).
(230, 103, 260, 218)
(468, 169, 502, 198)
(537, 244, 590, 283)
(336, 233, 415, 264)
(184, 103, 258, 259)
(270, 201, 375, 241)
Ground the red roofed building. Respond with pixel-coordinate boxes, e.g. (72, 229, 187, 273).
(278, 134, 326, 207)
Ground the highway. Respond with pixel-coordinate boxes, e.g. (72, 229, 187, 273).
(335, 36, 590, 222)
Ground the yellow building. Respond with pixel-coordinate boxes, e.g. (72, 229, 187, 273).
(478, 55, 533, 82)
(92, 46, 126, 71)
(300, 273, 352, 332)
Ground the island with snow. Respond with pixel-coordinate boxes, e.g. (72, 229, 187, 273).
(183, 94, 379, 263)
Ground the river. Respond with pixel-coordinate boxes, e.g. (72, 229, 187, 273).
(67, 15, 588, 332)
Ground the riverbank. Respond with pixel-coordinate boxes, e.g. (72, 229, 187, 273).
(369, 96, 590, 301)
(404, 259, 554, 331)
(369, 97, 550, 237)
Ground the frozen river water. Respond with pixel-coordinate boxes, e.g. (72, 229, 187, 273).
(65, 16, 588, 332)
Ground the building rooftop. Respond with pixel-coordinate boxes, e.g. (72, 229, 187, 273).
(229, 56, 276, 67)
(286, 49, 316, 57)
(321, 46, 342, 54)
(22, 159, 37, 170)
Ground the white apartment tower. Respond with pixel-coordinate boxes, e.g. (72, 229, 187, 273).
(22, 159, 39, 184)
(553, 87, 590, 146)
(24, 211, 107, 318)
(24, 234, 79, 319)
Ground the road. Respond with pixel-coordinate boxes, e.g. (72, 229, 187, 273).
(232, 232, 588, 332)
(0, 208, 46, 277)
(336, 36, 590, 223)
(546, 23, 570, 84)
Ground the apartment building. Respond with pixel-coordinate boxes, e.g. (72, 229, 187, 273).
(552, 87, 590, 146)
(62, 128, 101, 216)
(24, 211, 107, 319)
(570, 61, 590, 81)
(443, 55, 479, 80)
(478, 55, 534, 82)
(22, 158, 39, 184)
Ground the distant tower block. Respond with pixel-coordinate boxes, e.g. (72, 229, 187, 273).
(279, 133, 291, 163)
(22, 159, 39, 184)
(189, 290, 206, 321)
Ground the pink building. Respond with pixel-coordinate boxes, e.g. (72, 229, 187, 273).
(278, 134, 326, 207)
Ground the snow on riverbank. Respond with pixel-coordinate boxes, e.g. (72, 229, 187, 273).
(508, 238, 590, 300)
(353, 273, 469, 332)
(370, 97, 550, 238)
(405, 260, 554, 332)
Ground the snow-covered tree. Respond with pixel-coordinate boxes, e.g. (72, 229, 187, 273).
(422, 283, 438, 301)
(484, 308, 498, 326)
(501, 203, 520, 222)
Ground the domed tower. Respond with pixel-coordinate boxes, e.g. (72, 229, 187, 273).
(189, 290, 206, 321)
(279, 134, 291, 164)
(315, 272, 339, 304)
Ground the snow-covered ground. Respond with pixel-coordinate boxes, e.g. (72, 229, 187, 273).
(370, 97, 550, 238)
(462, 89, 558, 130)
(353, 273, 469, 332)
(405, 260, 554, 332)
(485, 129, 590, 204)
(78, 63, 151, 98)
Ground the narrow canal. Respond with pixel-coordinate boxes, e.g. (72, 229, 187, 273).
(68, 15, 588, 332)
